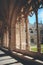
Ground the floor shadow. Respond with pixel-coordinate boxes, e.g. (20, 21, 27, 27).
(0, 54, 7, 57)
(0, 48, 43, 65)
(4, 61, 20, 65)
(8, 53, 43, 65)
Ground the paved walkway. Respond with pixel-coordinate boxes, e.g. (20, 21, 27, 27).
(0, 50, 23, 65)
(0, 49, 43, 65)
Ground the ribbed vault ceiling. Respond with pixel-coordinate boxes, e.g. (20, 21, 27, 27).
(0, 0, 43, 33)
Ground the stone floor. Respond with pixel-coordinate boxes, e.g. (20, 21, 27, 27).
(0, 49, 43, 65)
(0, 50, 23, 65)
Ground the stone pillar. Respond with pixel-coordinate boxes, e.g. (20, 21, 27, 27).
(8, 26, 11, 50)
(35, 11, 41, 53)
(3, 29, 7, 47)
(21, 18, 26, 50)
(25, 17, 30, 51)
(6, 27, 9, 48)
(10, 14, 16, 50)
(1, 33, 3, 47)
(5, 30, 7, 47)
(19, 19, 21, 49)
(9, 24, 16, 50)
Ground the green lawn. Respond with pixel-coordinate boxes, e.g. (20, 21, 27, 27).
(31, 47, 37, 52)
(31, 44, 43, 53)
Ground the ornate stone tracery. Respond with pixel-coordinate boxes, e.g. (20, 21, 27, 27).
(0, 0, 43, 53)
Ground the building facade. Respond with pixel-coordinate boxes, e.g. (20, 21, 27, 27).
(29, 23, 43, 45)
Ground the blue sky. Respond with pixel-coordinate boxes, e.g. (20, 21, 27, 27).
(28, 8, 43, 24)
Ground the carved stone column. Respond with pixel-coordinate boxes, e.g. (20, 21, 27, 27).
(19, 19, 21, 49)
(10, 14, 16, 50)
(25, 17, 30, 51)
(35, 11, 41, 53)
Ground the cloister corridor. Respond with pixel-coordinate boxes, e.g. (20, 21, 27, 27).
(0, 0, 43, 65)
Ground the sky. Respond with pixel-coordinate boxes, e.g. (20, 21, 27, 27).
(28, 8, 43, 24)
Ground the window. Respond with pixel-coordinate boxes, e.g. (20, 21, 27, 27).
(35, 29, 37, 31)
(31, 39, 34, 43)
(29, 28, 32, 30)
(40, 30, 43, 34)
(41, 37, 43, 44)
(30, 30, 33, 33)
